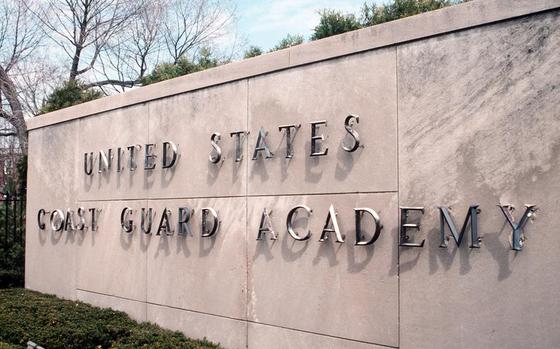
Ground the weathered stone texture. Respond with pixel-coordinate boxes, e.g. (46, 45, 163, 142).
(146, 197, 247, 320)
(147, 81, 248, 199)
(398, 10, 560, 349)
(248, 48, 397, 196)
(25, 123, 78, 300)
(247, 193, 398, 347)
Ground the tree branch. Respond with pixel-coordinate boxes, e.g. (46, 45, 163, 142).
(82, 78, 138, 89)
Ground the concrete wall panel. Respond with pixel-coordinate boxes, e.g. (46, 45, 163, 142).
(77, 104, 150, 201)
(397, 11, 560, 349)
(75, 200, 148, 302)
(248, 322, 392, 349)
(25, 123, 78, 300)
(147, 304, 247, 349)
(146, 197, 247, 320)
(247, 49, 397, 196)
(247, 193, 399, 347)
(147, 81, 248, 199)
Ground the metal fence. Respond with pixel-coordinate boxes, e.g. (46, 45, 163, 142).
(0, 191, 25, 287)
(0, 192, 24, 246)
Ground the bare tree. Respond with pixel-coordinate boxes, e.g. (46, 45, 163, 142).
(164, 0, 235, 64)
(88, 0, 236, 89)
(34, 0, 235, 91)
(0, 0, 44, 153)
(84, 0, 166, 90)
(33, 0, 145, 82)
(15, 58, 64, 115)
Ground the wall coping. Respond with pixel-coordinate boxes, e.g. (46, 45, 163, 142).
(26, 0, 560, 131)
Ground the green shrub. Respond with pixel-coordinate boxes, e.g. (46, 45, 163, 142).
(0, 268, 23, 289)
(310, 0, 465, 41)
(40, 81, 103, 114)
(269, 34, 304, 52)
(141, 48, 221, 86)
(243, 46, 263, 58)
(361, 0, 457, 26)
(311, 9, 361, 40)
(0, 289, 220, 349)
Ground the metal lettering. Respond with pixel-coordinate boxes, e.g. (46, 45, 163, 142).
(498, 204, 537, 251)
(76, 207, 87, 231)
(342, 115, 360, 152)
(144, 143, 157, 170)
(177, 207, 194, 235)
(120, 207, 133, 233)
(209, 133, 222, 164)
(141, 208, 154, 234)
(319, 204, 344, 242)
(64, 210, 77, 231)
(252, 127, 274, 160)
(50, 210, 64, 232)
(37, 209, 46, 230)
(354, 207, 383, 246)
(310, 120, 328, 156)
(84, 152, 94, 175)
(201, 208, 219, 237)
(399, 207, 425, 247)
(157, 208, 173, 236)
(257, 208, 277, 240)
(127, 144, 141, 171)
(162, 141, 178, 168)
(116, 147, 124, 172)
(278, 124, 301, 159)
(230, 131, 248, 162)
(89, 208, 100, 231)
(286, 205, 312, 241)
(439, 205, 481, 248)
(98, 149, 112, 173)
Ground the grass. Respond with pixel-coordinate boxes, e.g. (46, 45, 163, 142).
(0, 288, 221, 349)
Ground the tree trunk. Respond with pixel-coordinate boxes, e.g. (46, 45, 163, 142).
(0, 66, 28, 154)
(69, 46, 83, 82)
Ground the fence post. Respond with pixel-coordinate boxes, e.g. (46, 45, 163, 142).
(19, 192, 24, 244)
(3, 193, 8, 250)
(12, 194, 16, 245)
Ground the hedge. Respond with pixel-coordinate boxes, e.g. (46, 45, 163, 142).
(0, 270, 23, 289)
(0, 342, 19, 349)
(0, 289, 221, 349)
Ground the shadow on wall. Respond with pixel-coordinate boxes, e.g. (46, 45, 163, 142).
(251, 214, 382, 273)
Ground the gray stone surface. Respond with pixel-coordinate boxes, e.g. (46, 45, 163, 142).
(397, 11, 560, 349)
(75, 200, 148, 302)
(25, 123, 78, 300)
(146, 197, 247, 320)
(248, 48, 397, 196)
(78, 104, 149, 201)
(147, 304, 247, 349)
(248, 322, 393, 349)
(247, 193, 399, 347)
(147, 81, 247, 199)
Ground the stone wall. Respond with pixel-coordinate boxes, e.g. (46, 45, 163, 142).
(25, 1, 560, 348)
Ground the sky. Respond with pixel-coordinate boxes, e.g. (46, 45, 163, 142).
(236, 0, 369, 51)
